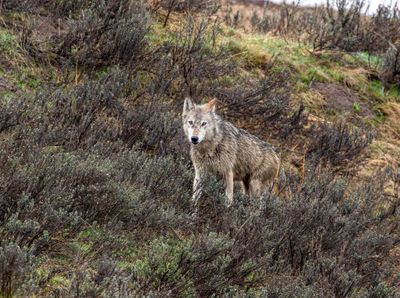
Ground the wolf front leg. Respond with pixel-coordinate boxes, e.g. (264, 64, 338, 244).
(192, 166, 203, 207)
(225, 170, 234, 206)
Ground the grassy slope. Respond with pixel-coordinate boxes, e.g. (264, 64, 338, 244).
(1, 7, 399, 296)
(220, 27, 400, 179)
(2, 13, 399, 203)
(2, 12, 399, 139)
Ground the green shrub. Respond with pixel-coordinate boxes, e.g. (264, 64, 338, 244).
(0, 243, 34, 298)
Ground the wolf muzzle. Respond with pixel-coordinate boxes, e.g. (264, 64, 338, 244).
(191, 136, 199, 144)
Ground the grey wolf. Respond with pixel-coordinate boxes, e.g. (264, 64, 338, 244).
(182, 97, 285, 206)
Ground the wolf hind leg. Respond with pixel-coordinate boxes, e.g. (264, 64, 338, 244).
(240, 174, 251, 195)
(249, 179, 262, 198)
(239, 182, 247, 195)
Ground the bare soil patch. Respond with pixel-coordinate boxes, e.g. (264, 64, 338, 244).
(312, 82, 374, 117)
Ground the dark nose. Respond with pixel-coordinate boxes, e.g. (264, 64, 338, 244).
(191, 136, 199, 144)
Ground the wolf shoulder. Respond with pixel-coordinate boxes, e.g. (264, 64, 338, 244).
(223, 121, 275, 152)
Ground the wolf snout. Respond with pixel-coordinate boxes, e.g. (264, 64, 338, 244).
(191, 136, 199, 144)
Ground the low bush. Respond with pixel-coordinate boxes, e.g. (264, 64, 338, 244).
(0, 1, 398, 296)
(57, 0, 150, 70)
(227, 0, 400, 57)
(0, 243, 33, 298)
(216, 69, 292, 130)
(382, 41, 400, 87)
(0, 100, 23, 134)
(306, 120, 373, 170)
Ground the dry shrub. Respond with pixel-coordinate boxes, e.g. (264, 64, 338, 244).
(381, 41, 400, 86)
(306, 120, 373, 170)
(161, 15, 233, 98)
(0, 143, 193, 260)
(0, 2, 398, 297)
(216, 68, 292, 129)
(0, 243, 32, 298)
(303, 0, 368, 51)
(230, 0, 400, 56)
(0, 100, 23, 134)
(15, 68, 181, 157)
(370, 3, 400, 53)
(30, 68, 135, 149)
(57, 0, 150, 69)
(0, 0, 40, 11)
(98, 164, 397, 297)
(0, 0, 92, 15)
(155, 0, 219, 27)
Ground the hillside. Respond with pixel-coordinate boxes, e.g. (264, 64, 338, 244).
(0, 1, 399, 297)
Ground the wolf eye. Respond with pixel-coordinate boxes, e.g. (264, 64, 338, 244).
(188, 120, 193, 125)
(201, 122, 207, 126)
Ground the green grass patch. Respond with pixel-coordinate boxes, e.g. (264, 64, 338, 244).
(222, 31, 363, 88)
(0, 28, 43, 90)
(0, 28, 19, 56)
(353, 102, 362, 114)
(368, 80, 385, 99)
(386, 84, 400, 101)
(114, 236, 196, 296)
(364, 80, 400, 102)
(354, 52, 383, 70)
(16, 69, 40, 89)
(225, 32, 400, 104)
(301, 67, 330, 85)
(0, 91, 16, 103)
(146, 21, 169, 46)
(50, 275, 71, 289)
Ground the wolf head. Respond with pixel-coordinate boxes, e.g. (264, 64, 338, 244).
(182, 97, 218, 145)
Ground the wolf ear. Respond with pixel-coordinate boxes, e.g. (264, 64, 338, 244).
(183, 97, 194, 115)
(205, 98, 217, 113)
